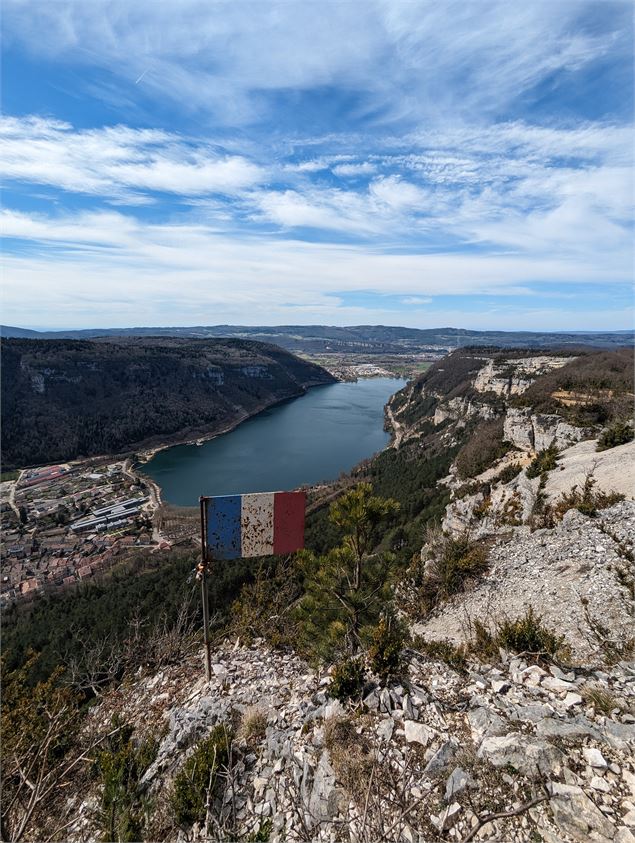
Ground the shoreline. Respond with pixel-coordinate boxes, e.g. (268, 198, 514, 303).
(129, 381, 336, 508)
(135, 375, 409, 510)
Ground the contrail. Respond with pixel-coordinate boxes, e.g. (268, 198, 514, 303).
(134, 69, 149, 85)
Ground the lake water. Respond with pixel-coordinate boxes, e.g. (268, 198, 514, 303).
(142, 377, 406, 505)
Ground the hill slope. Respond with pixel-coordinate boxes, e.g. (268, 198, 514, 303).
(1, 337, 335, 468)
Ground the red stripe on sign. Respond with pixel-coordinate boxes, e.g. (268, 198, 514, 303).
(273, 491, 306, 555)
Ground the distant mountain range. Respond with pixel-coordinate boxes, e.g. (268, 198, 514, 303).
(1, 324, 633, 354)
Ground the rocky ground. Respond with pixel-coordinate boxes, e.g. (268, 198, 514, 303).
(422, 501, 635, 663)
(68, 633, 635, 843)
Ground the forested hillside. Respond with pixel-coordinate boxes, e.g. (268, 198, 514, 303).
(1, 337, 335, 468)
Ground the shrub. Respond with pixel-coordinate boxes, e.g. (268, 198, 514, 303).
(171, 725, 232, 827)
(553, 470, 624, 519)
(329, 657, 367, 702)
(323, 716, 373, 800)
(94, 718, 159, 843)
(248, 820, 273, 842)
(472, 494, 492, 520)
(424, 529, 489, 605)
(454, 481, 480, 500)
(411, 635, 467, 672)
(496, 607, 564, 657)
(526, 444, 559, 479)
(470, 607, 564, 661)
(455, 418, 509, 480)
(581, 685, 620, 716)
(493, 462, 523, 485)
(230, 557, 301, 649)
(366, 617, 407, 683)
(498, 490, 523, 526)
(597, 419, 634, 451)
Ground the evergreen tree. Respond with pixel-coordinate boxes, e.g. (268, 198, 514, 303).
(295, 483, 399, 661)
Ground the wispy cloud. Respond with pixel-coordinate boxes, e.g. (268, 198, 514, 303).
(1, 1, 632, 330)
(0, 117, 265, 201)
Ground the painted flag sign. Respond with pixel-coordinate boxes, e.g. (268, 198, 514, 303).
(204, 491, 305, 560)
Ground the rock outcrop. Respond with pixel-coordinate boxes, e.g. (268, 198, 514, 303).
(504, 406, 590, 452)
(422, 500, 635, 662)
(473, 356, 572, 397)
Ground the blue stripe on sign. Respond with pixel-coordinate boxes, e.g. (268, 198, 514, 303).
(206, 495, 242, 559)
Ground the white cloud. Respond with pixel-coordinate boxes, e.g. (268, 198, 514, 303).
(0, 116, 265, 200)
(332, 162, 376, 177)
(401, 296, 432, 306)
(2, 207, 630, 312)
(369, 176, 428, 211)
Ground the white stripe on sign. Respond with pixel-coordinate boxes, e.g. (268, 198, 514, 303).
(241, 493, 275, 557)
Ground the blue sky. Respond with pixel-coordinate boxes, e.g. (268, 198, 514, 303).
(1, 0, 633, 331)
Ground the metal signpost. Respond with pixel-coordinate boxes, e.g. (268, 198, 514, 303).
(198, 491, 306, 682)
(197, 497, 213, 682)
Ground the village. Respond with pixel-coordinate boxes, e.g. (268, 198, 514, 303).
(0, 457, 172, 607)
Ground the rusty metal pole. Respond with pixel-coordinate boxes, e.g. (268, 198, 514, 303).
(199, 497, 212, 682)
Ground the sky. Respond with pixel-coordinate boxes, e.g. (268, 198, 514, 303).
(1, 0, 633, 331)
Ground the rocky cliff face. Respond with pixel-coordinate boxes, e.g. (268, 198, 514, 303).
(503, 407, 590, 452)
(473, 355, 572, 397)
(387, 349, 584, 451)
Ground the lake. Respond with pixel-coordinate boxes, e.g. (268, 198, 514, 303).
(142, 377, 406, 505)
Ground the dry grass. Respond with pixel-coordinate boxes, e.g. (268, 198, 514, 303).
(238, 706, 268, 744)
(323, 715, 373, 802)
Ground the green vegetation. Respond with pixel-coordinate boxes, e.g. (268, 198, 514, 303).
(526, 444, 559, 478)
(294, 483, 399, 661)
(329, 657, 367, 702)
(366, 616, 408, 683)
(247, 820, 273, 842)
(94, 719, 158, 842)
(171, 726, 232, 827)
(493, 462, 523, 485)
(552, 471, 624, 519)
(471, 607, 565, 661)
(1, 551, 253, 685)
(597, 419, 634, 451)
(455, 418, 510, 480)
(1, 653, 84, 841)
(411, 635, 468, 672)
(582, 685, 620, 715)
(512, 347, 634, 427)
(404, 529, 489, 618)
(229, 556, 301, 648)
(0, 469, 19, 482)
(238, 707, 268, 745)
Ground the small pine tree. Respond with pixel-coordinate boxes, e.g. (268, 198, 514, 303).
(294, 484, 399, 662)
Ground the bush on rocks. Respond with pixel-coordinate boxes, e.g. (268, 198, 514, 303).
(552, 470, 624, 519)
(423, 529, 489, 607)
(239, 706, 268, 745)
(411, 635, 468, 672)
(329, 657, 367, 702)
(526, 444, 559, 478)
(597, 419, 634, 451)
(366, 616, 408, 684)
(471, 606, 565, 662)
(171, 725, 232, 827)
